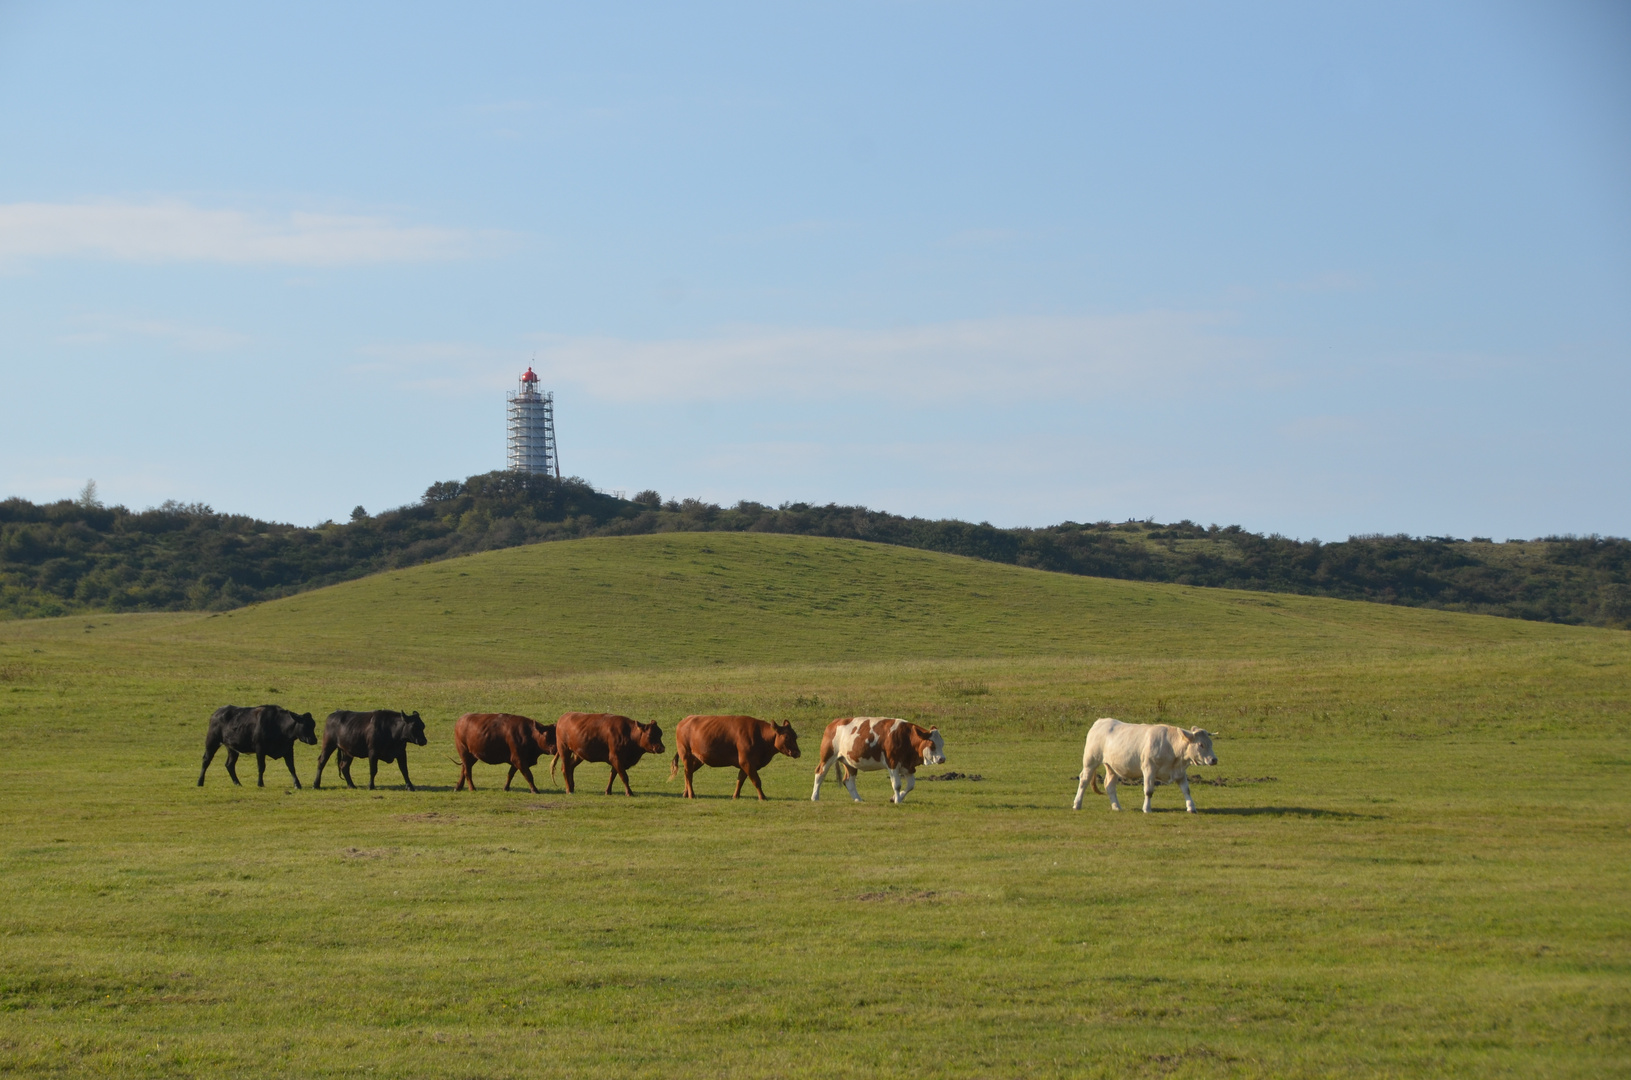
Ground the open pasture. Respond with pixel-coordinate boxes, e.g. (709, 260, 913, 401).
(0, 533, 1627, 1077)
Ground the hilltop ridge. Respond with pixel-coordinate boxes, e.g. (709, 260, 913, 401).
(3, 470, 1627, 627)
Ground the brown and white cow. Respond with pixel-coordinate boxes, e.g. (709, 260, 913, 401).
(1071, 717, 1218, 813)
(554, 712, 665, 796)
(453, 712, 558, 793)
(669, 714, 800, 800)
(810, 717, 944, 804)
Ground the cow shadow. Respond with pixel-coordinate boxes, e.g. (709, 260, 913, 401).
(325, 783, 459, 793)
(1199, 806, 1380, 820)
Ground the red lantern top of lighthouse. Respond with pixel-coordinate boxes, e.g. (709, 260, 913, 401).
(521, 367, 539, 383)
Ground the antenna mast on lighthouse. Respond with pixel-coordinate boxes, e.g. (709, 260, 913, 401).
(505, 366, 559, 477)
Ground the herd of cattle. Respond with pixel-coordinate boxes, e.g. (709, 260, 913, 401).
(196, 703, 1221, 811)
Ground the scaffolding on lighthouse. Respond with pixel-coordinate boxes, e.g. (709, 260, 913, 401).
(506, 367, 559, 477)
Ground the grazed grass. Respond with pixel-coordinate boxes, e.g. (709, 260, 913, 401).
(0, 533, 1627, 1077)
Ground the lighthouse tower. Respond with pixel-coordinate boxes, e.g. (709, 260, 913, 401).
(505, 367, 559, 476)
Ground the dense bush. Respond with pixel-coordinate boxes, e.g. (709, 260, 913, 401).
(3, 475, 1628, 628)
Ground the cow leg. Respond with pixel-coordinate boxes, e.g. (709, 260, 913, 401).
(560, 753, 577, 794)
(1072, 769, 1091, 811)
(397, 751, 415, 791)
(888, 769, 904, 804)
(903, 772, 916, 800)
(339, 752, 358, 789)
(611, 765, 635, 797)
(733, 769, 747, 799)
(256, 753, 268, 787)
(283, 751, 302, 789)
(1104, 771, 1122, 811)
(747, 768, 768, 801)
(517, 763, 540, 795)
(224, 750, 242, 786)
(1179, 775, 1196, 813)
(683, 760, 697, 799)
(368, 755, 379, 790)
(810, 755, 831, 801)
(313, 743, 331, 789)
(1142, 772, 1156, 814)
(198, 736, 222, 786)
(842, 764, 862, 803)
(505, 765, 517, 791)
(457, 753, 474, 791)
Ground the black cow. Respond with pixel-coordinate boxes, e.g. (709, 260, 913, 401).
(197, 705, 318, 788)
(313, 710, 428, 790)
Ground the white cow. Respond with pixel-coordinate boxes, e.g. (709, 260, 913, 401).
(811, 717, 945, 803)
(1071, 718, 1218, 813)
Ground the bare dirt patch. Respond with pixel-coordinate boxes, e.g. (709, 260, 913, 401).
(856, 888, 955, 903)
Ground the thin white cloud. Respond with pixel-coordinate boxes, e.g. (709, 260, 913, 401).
(0, 201, 488, 265)
(523, 313, 1261, 404)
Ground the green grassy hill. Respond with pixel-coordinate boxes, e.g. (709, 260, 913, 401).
(8, 477, 1629, 627)
(1, 533, 1627, 1078)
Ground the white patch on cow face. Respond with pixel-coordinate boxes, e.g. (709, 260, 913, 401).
(1186, 730, 1217, 767)
(923, 730, 945, 766)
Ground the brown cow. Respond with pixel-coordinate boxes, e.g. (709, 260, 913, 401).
(554, 712, 665, 796)
(668, 714, 801, 800)
(453, 713, 558, 793)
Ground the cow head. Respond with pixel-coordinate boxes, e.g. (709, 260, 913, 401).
(634, 721, 665, 756)
(532, 722, 558, 756)
(395, 710, 429, 746)
(772, 721, 801, 759)
(1183, 728, 1218, 767)
(915, 726, 945, 767)
(277, 708, 319, 744)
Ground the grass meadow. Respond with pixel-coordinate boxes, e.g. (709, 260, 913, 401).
(0, 532, 1627, 1077)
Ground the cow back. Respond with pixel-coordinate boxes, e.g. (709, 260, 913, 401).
(557, 712, 634, 760)
(325, 709, 414, 758)
(678, 714, 770, 765)
(457, 712, 550, 763)
(210, 705, 289, 754)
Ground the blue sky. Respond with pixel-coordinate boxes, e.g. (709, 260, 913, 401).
(2, 1, 1627, 538)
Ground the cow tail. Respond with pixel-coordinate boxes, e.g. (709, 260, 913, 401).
(668, 752, 681, 781)
(1090, 767, 1104, 795)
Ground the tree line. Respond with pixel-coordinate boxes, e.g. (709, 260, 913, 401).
(3, 471, 1627, 628)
